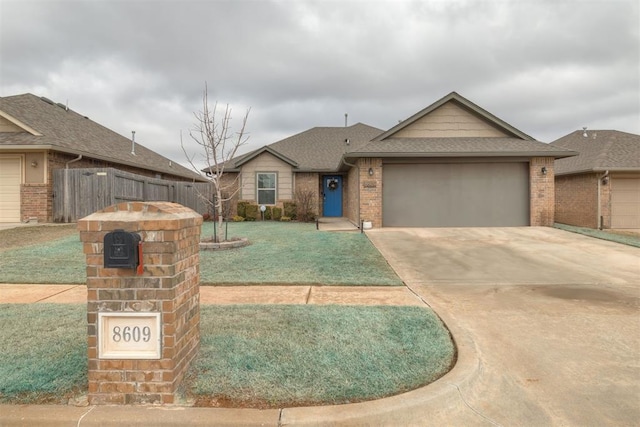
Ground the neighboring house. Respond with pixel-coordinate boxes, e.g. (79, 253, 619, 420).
(551, 130, 640, 229)
(0, 93, 205, 223)
(222, 92, 576, 228)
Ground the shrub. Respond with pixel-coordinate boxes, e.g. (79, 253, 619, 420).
(202, 212, 213, 222)
(237, 201, 250, 218)
(280, 216, 292, 222)
(245, 204, 258, 221)
(264, 206, 272, 220)
(283, 201, 297, 220)
(232, 215, 245, 222)
(272, 207, 282, 221)
(294, 189, 317, 222)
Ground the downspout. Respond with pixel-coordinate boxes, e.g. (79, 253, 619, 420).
(64, 155, 83, 223)
(597, 170, 609, 229)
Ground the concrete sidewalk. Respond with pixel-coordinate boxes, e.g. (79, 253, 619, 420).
(0, 284, 423, 306)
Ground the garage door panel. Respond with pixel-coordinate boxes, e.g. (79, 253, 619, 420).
(383, 163, 529, 227)
(611, 178, 640, 229)
(0, 156, 22, 222)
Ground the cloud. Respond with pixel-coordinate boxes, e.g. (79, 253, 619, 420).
(1, 0, 638, 166)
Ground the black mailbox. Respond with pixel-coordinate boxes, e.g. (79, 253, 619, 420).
(104, 229, 142, 271)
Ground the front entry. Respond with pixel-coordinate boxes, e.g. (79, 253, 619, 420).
(323, 175, 343, 217)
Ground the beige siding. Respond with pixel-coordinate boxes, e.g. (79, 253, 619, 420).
(240, 152, 293, 202)
(394, 102, 509, 138)
(0, 116, 23, 133)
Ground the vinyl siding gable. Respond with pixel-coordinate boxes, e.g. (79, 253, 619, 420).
(240, 152, 293, 201)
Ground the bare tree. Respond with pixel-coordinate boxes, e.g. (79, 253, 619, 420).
(183, 83, 250, 240)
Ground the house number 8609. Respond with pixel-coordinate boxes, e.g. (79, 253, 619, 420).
(112, 326, 151, 343)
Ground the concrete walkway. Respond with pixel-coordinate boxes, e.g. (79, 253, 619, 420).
(0, 284, 423, 306)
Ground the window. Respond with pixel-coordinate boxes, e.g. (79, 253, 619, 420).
(257, 172, 276, 205)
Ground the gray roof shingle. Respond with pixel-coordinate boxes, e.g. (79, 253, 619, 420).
(259, 123, 384, 171)
(0, 93, 204, 180)
(345, 137, 576, 159)
(551, 130, 640, 175)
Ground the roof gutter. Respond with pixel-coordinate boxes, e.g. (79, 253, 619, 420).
(344, 151, 579, 160)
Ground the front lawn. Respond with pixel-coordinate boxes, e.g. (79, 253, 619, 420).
(0, 304, 455, 407)
(0, 222, 402, 286)
(199, 222, 402, 285)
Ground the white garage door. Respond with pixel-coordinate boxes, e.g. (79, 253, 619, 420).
(611, 178, 640, 229)
(0, 156, 22, 222)
(383, 162, 530, 227)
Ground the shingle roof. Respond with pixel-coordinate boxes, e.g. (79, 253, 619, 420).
(262, 123, 384, 171)
(0, 93, 204, 181)
(551, 130, 640, 175)
(345, 137, 576, 159)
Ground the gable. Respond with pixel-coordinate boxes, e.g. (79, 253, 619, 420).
(240, 151, 294, 201)
(0, 115, 23, 133)
(392, 101, 510, 138)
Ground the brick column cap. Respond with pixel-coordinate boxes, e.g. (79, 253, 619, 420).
(78, 202, 203, 232)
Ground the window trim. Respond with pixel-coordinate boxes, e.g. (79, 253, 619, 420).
(256, 172, 277, 205)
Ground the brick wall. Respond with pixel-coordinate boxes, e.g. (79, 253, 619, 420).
(78, 202, 202, 405)
(20, 184, 49, 222)
(217, 172, 239, 217)
(554, 173, 598, 228)
(346, 166, 359, 224)
(357, 158, 382, 228)
(294, 173, 320, 216)
(529, 157, 555, 226)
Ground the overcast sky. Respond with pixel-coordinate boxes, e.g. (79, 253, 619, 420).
(1, 0, 638, 169)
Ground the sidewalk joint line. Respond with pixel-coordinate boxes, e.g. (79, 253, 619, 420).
(404, 282, 434, 309)
(77, 405, 96, 427)
(305, 286, 312, 304)
(448, 382, 503, 427)
(34, 284, 81, 303)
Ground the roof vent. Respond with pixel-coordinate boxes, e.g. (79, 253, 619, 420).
(56, 102, 69, 111)
(131, 131, 136, 155)
(40, 97, 54, 105)
(583, 127, 588, 137)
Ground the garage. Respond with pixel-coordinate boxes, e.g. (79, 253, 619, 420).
(0, 155, 22, 222)
(611, 178, 640, 229)
(382, 162, 530, 227)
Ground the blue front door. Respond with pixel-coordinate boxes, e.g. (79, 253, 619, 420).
(323, 176, 343, 217)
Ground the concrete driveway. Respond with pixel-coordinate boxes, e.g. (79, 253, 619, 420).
(367, 227, 640, 426)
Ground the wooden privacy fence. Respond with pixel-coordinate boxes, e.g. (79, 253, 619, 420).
(53, 168, 212, 222)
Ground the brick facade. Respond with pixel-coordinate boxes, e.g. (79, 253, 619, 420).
(346, 166, 360, 225)
(529, 157, 555, 227)
(78, 202, 202, 405)
(20, 184, 49, 222)
(554, 173, 598, 228)
(295, 173, 320, 216)
(357, 158, 383, 228)
(554, 172, 613, 229)
(217, 171, 240, 217)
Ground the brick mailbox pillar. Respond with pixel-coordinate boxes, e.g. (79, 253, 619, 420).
(77, 202, 203, 405)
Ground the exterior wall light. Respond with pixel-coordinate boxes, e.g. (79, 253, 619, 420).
(541, 166, 547, 175)
(368, 167, 374, 176)
(31, 161, 38, 167)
